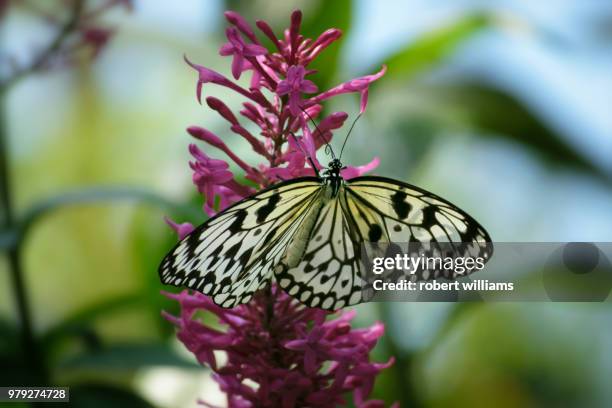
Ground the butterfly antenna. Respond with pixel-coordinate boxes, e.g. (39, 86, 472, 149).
(339, 113, 362, 160)
(289, 131, 320, 177)
(299, 107, 336, 160)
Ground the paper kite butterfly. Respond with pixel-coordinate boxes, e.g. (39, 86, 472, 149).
(159, 137, 493, 310)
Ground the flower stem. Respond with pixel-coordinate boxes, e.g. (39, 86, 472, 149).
(0, 92, 47, 384)
(0, 0, 86, 385)
(0, 0, 84, 92)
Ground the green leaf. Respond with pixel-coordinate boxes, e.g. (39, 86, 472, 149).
(69, 384, 156, 408)
(431, 83, 611, 182)
(21, 186, 200, 235)
(41, 293, 144, 347)
(58, 343, 199, 371)
(0, 186, 201, 251)
(380, 13, 492, 80)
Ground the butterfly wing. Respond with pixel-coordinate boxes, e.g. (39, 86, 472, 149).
(159, 177, 322, 308)
(275, 176, 492, 310)
(345, 176, 492, 281)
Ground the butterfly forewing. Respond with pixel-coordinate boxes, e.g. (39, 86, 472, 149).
(159, 177, 322, 308)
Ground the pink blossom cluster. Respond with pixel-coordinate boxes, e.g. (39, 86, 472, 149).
(164, 10, 395, 407)
(175, 9, 385, 222)
(164, 288, 396, 408)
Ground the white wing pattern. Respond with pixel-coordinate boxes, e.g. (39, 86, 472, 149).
(159, 175, 492, 310)
(159, 178, 322, 308)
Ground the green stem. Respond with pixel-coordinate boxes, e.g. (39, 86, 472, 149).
(0, 1, 86, 385)
(0, 0, 84, 92)
(0, 93, 47, 384)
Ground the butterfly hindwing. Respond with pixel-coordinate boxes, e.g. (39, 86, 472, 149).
(274, 197, 366, 310)
(159, 177, 322, 308)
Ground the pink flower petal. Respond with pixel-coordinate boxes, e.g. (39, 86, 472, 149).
(300, 79, 318, 93)
(244, 43, 268, 57)
(231, 53, 244, 79)
(276, 81, 291, 95)
(307, 65, 387, 108)
(224, 10, 258, 43)
(288, 93, 302, 116)
(219, 43, 234, 56)
(360, 88, 369, 114)
(163, 217, 194, 240)
(341, 157, 380, 179)
(188, 126, 224, 148)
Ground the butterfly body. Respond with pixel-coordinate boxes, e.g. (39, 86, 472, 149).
(159, 160, 492, 310)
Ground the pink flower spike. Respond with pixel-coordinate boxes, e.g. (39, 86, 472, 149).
(165, 284, 393, 407)
(341, 157, 380, 179)
(277, 65, 318, 115)
(163, 217, 194, 240)
(168, 10, 396, 407)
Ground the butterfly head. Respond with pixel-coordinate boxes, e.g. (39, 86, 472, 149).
(323, 158, 345, 197)
(328, 158, 344, 172)
(325, 158, 346, 180)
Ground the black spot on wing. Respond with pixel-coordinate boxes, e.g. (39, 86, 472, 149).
(368, 224, 383, 242)
(239, 247, 253, 266)
(263, 226, 278, 244)
(229, 209, 248, 233)
(225, 242, 241, 259)
(256, 192, 280, 223)
(421, 205, 437, 228)
(391, 190, 411, 219)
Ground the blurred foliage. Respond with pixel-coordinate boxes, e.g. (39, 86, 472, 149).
(428, 83, 612, 183)
(380, 13, 492, 80)
(300, 0, 352, 90)
(58, 343, 198, 371)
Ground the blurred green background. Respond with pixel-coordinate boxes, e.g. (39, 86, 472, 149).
(2, 0, 612, 407)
